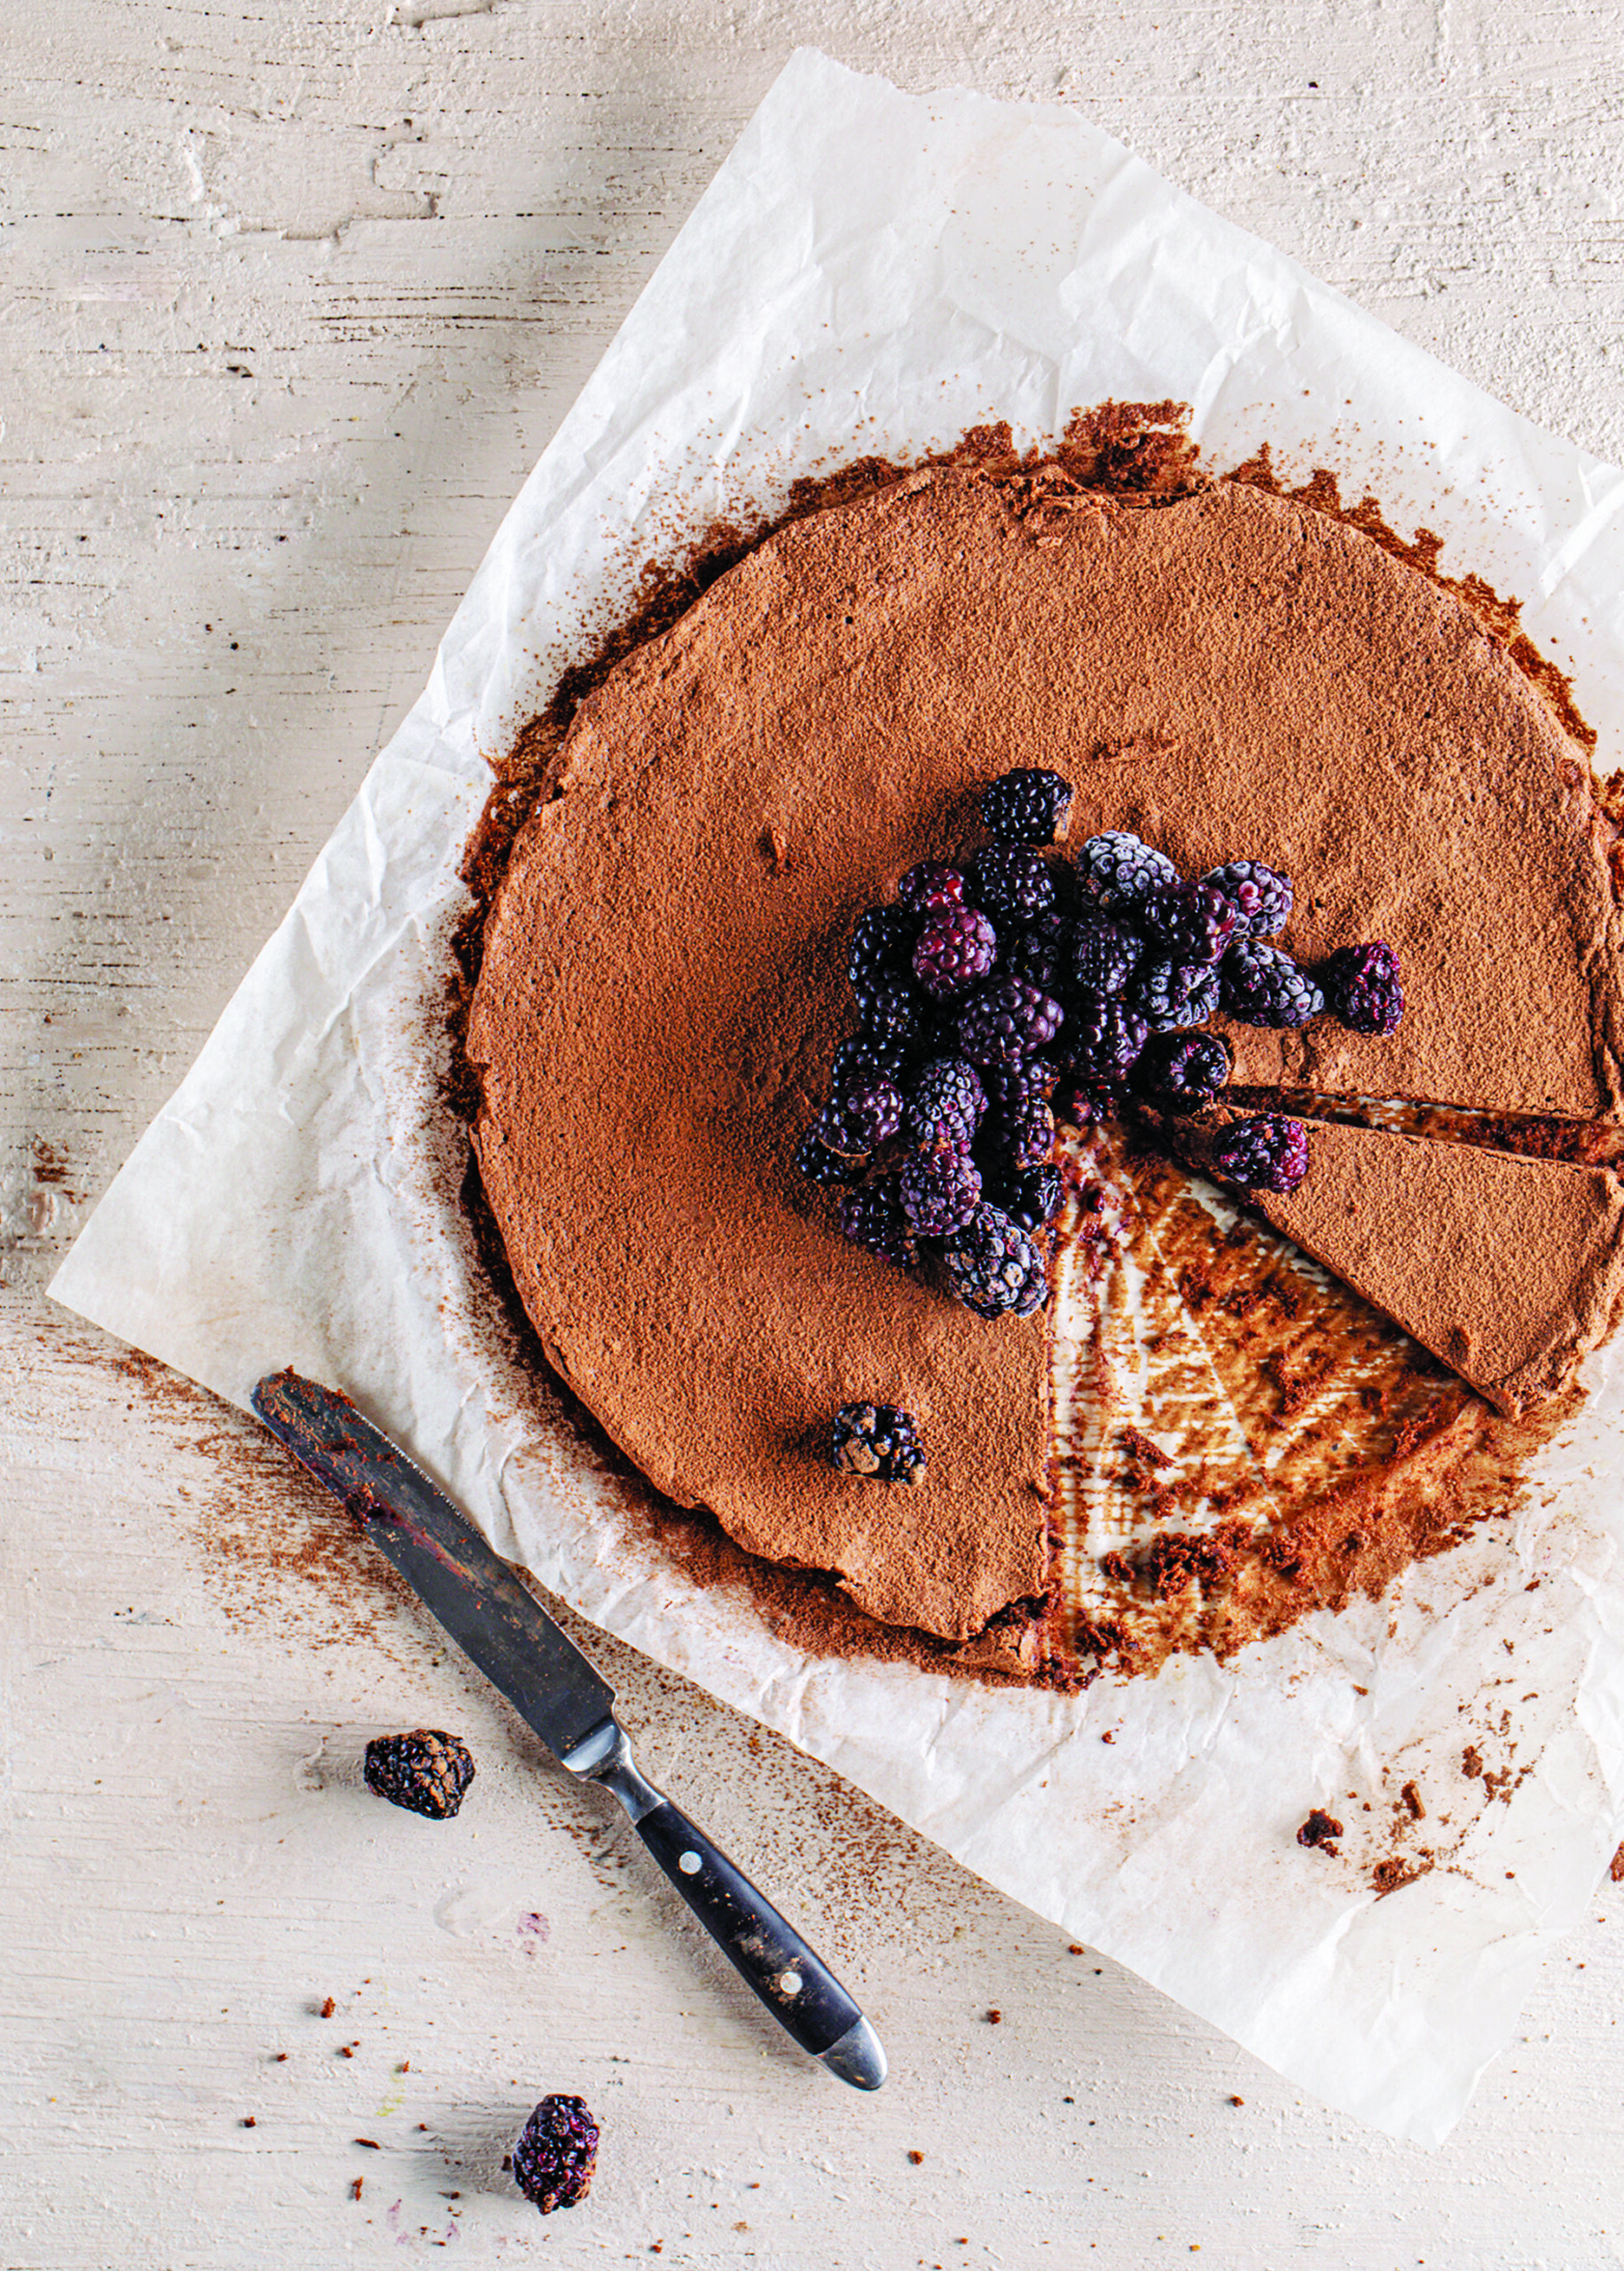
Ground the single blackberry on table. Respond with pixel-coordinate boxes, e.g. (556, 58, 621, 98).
(1131, 955, 1220, 1033)
(1220, 939, 1326, 1030)
(814, 1079, 903, 1158)
(1077, 830, 1179, 914)
(1001, 909, 1071, 995)
(900, 1142, 983, 1236)
(1066, 989, 1149, 1081)
(1202, 858, 1293, 939)
(943, 1205, 1048, 1319)
(837, 1175, 917, 1268)
(848, 905, 915, 994)
(1053, 1073, 1118, 1128)
(363, 1730, 475, 1821)
(1211, 1113, 1311, 1194)
(829, 1403, 927, 1485)
(828, 1033, 911, 1096)
(1070, 919, 1143, 1000)
(1321, 941, 1404, 1036)
(913, 906, 998, 999)
(897, 860, 966, 913)
(1134, 1029, 1234, 1113)
(988, 1095, 1057, 1173)
(854, 971, 924, 1047)
(957, 978, 1064, 1065)
(512, 2095, 599, 2216)
(793, 1131, 867, 1186)
(966, 844, 1058, 926)
(903, 1056, 986, 1148)
(1139, 879, 1239, 965)
(980, 766, 1075, 845)
(977, 1054, 1061, 1112)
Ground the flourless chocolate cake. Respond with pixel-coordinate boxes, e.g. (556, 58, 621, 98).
(463, 435, 1624, 1670)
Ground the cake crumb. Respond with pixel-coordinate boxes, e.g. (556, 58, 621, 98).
(240, 2117, 256, 2128)
(1297, 1809, 1343, 1855)
(986, 2008, 1003, 2024)
(1610, 1843, 1624, 1882)
(350, 2179, 364, 2203)
(1463, 1745, 1485, 1777)
(319, 1997, 336, 2018)
(1400, 1780, 1425, 1819)
(908, 2149, 925, 2165)
(1229, 2095, 1244, 2107)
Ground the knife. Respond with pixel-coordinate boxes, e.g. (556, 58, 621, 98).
(250, 1369, 886, 2092)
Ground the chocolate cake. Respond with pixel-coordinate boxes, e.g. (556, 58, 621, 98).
(464, 441, 1624, 1668)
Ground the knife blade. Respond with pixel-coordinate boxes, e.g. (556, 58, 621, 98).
(251, 1368, 886, 2092)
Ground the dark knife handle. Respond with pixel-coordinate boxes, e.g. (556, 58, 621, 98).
(589, 1734, 885, 2089)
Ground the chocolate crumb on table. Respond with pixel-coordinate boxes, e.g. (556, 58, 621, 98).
(1297, 1808, 1344, 1854)
(319, 1995, 335, 2018)
(350, 2180, 364, 2203)
(908, 2149, 925, 2165)
(1400, 1779, 1425, 1819)
(1611, 1843, 1624, 1883)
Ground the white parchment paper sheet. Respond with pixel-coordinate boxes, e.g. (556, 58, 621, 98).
(51, 51, 1624, 2144)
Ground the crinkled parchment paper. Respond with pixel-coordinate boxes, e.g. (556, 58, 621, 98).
(51, 50, 1624, 2143)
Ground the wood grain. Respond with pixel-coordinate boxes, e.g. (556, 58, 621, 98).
(5, 2, 1624, 2261)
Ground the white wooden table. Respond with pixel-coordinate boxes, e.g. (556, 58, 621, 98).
(5, 6, 1624, 2264)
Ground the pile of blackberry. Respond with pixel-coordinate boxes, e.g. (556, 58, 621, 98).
(796, 769, 1405, 1300)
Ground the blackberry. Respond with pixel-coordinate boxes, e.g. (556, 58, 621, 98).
(957, 978, 1064, 1066)
(848, 905, 915, 994)
(903, 1056, 986, 1148)
(966, 844, 1058, 926)
(1053, 1073, 1118, 1128)
(1212, 1113, 1311, 1194)
(1140, 879, 1239, 965)
(794, 1131, 866, 1186)
(512, 2095, 599, 2215)
(1220, 939, 1325, 1030)
(913, 906, 997, 999)
(1002, 909, 1071, 994)
(1134, 1029, 1234, 1113)
(943, 1205, 1048, 1319)
(1131, 955, 1220, 1033)
(1077, 830, 1178, 914)
(363, 1730, 475, 1821)
(837, 1176, 917, 1268)
(814, 1079, 902, 1158)
(1070, 919, 1143, 999)
(854, 972, 924, 1046)
(1203, 858, 1293, 939)
(978, 1055, 1060, 1112)
(830, 1403, 927, 1485)
(997, 1164, 1065, 1231)
(897, 860, 966, 913)
(989, 1096, 1056, 1172)
(980, 766, 1075, 845)
(828, 1034, 910, 1096)
(1321, 941, 1404, 1037)
(1066, 989, 1149, 1081)
(900, 1143, 983, 1236)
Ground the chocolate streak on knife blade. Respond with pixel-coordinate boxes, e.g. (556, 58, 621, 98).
(250, 1368, 617, 1772)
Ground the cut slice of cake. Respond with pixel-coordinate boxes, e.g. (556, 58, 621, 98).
(1179, 1110, 1624, 1417)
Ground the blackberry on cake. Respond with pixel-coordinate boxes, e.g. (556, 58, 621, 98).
(1070, 918, 1143, 1000)
(980, 766, 1075, 845)
(828, 1034, 911, 1095)
(837, 1176, 918, 1268)
(990, 1096, 1057, 1172)
(1139, 878, 1240, 965)
(793, 1131, 867, 1186)
(854, 970, 925, 1046)
(957, 978, 1064, 1065)
(900, 1142, 983, 1236)
(897, 860, 966, 912)
(848, 904, 915, 993)
(967, 843, 1058, 925)
(978, 1055, 1061, 1112)
(1322, 941, 1404, 1036)
(1053, 1073, 1118, 1128)
(1077, 829, 1179, 914)
(913, 906, 998, 998)
(814, 1079, 902, 1158)
(943, 1205, 1048, 1318)
(996, 1163, 1065, 1231)
(1001, 909, 1071, 994)
(1134, 1030, 1234, 1113)
(1067, 990, 1149, 1082)
(830, 1403, 928, 1485)
(1131, 955, 1220, 1033)
(1220, 939, 1326, 1029)
(1211, 1113, 1311, 1194)
(903, 1057, 986, 1148)
(1202, 858, 1292, 938)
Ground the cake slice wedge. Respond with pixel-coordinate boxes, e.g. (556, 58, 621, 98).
(1179, 1111, 1624, 1416)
